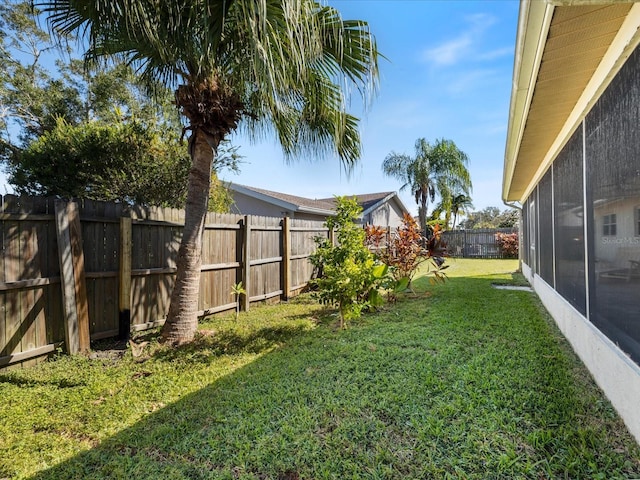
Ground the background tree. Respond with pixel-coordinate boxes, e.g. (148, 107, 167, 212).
(10, 118, 191, 206)
(382, 138, 471, 236)
(449, 193, 474, 230)
(459, 207, 519, 229)
(430, 192, 473, 230)
(1, 0, 238, 208)
(41, 0, 379, 345)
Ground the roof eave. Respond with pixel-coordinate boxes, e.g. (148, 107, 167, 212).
(503, 1, 640, 203)
(229, 183, 299, 211)
(502, 0, 554, 203)
(297, 205, 336, 216)
(361, 192, 398, 216)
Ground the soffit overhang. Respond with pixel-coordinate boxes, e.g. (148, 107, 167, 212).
(502, 0, 640, 203)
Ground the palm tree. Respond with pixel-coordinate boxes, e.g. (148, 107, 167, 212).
(40, 0, 379, 345)
(449, 193, 474, 230)
(382, 138, 471, 236)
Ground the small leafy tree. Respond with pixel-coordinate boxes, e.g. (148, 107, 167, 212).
(230, 282, 246, 320)
(310, 197, 384, 328)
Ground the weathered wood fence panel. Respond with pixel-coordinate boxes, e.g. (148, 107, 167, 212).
(441, 228, 518, 259)
(199, 212, 243, 316)
(0, 197, 63, 368)
(0, 195, 329, 368)
(247, 215, 283, 306)
(290, 219, 329, 291)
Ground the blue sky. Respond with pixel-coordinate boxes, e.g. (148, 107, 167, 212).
(223, 0, 520, 216)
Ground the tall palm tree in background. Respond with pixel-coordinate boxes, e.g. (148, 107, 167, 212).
(449, 193, 474, 230)
(40, 0, 379, 345)
(430, 191, 473, 230)
(382, 138, 471, 236)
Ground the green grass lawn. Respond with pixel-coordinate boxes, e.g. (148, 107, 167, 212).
(1, 259, 639, 479)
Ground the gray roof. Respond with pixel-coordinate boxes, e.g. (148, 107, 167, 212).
(229, 184, 407, 216)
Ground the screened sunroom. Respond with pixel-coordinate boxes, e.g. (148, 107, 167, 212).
(503, 1, 640, 444)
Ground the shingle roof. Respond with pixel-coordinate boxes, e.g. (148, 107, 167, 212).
(231, 184, 335, 211)
(317, 192, 396, 212)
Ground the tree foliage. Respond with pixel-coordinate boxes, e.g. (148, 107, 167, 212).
(382, 138, 472, 236)
(310, 197, 384, 328)
(459, 207, 520, 229)
(1, 0, 238, 209)
(434, 193, 474, 230)
(10, 118, 191, 206)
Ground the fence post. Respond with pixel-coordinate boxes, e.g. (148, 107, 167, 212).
(55, 200, 90, 354)
(463, 229, 468, 258)
(242, 215, 251, 312)
(282, 216, 291, 300)
(118, 216, 132, 340)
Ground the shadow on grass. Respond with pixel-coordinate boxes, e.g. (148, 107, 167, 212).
(152, 324, 313, 365)
(0, 373, 86, 389)
(26, 324, 338, 480)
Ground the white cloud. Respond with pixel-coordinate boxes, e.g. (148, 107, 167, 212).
(445, 68, 499, 96)
(422, 13, 506, 67)
(477, 46, 514, 62)
(423, 34, 473, 66)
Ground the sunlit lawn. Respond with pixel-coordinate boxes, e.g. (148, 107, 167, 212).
(1, 259, 639, 479)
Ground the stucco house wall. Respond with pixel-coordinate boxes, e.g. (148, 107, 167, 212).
(231, 191, 295, 218)
(364, 197, 406, 229)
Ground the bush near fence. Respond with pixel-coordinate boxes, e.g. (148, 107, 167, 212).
(0, 195, 329, 369)
(441, 228, 519, 259)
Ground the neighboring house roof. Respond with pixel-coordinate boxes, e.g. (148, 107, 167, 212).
(229, 184, 335, 215)
(229, 184, 410, 218)
(317, 192, 410, 218)
(502, 2, 639, 203)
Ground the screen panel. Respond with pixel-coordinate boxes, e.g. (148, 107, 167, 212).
(538, 169, 554, 286)
(522, 198, 529, 266)
(585, 44, 640, 364)
(553, 128, 586, 315)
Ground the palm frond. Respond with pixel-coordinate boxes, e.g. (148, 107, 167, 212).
(38, 0, 379, 168)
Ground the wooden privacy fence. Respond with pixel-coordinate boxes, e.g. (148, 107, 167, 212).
(441, 228, 518, 259)
(0, 195, 329, 368)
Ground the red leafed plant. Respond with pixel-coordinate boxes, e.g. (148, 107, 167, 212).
(495, 232, 519, 258)
(365, 213, 448, 289)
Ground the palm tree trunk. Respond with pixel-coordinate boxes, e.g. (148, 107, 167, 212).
(161, 130, 214, 344)
(419, 200, 428, 238)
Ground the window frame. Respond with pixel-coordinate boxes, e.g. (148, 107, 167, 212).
(602, 213, 617, 237)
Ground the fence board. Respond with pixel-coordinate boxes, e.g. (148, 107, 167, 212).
(4, 198, 21, 357)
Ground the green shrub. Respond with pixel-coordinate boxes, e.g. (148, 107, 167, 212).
(309, 197, 385, 328)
